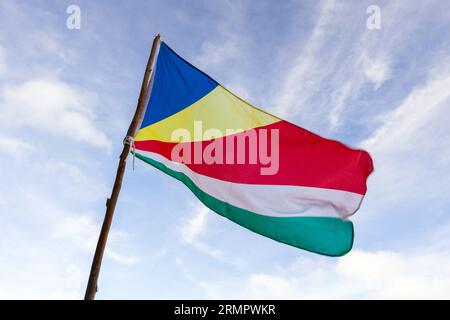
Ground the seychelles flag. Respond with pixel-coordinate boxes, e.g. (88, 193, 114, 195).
(134, 41, 373, 256)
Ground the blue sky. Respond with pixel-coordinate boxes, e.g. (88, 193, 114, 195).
(0, 0, 450, 299)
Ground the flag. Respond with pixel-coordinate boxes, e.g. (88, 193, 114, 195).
(134, 42, 373, 256)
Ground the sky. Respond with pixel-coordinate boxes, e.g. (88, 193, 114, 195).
(0, 0, 450, 299)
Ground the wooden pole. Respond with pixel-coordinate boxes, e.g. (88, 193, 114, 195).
(84, 34, 161, 300)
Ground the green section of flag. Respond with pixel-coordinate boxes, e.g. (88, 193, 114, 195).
(136, 153, 354, 256)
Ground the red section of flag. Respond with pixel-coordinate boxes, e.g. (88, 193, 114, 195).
(135, 120, 373, 195)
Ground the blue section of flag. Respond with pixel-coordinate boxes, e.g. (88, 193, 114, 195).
(140, 42, 218, 128)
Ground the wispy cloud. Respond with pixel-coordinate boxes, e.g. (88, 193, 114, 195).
(361, 54, 391, 89)
(180, 204, 226, 261)
(0, 79, 111, 150)
(0, 136, 34, 156)
(180, 205, 210, 244)
(192, 1, 253, 100)
(272, 0, 337, 120)
(269, 0, 441, 134)
(51, 213, 138, 266)
(0, 186, 138, 299)
(174, 257, 221, 299)
(343, 59, 450, 261)
(235, 248, 450, 299)
(362, 58, 450, 151)
(328, 81, 353, 129)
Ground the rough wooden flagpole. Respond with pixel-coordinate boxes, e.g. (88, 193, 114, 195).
(84, 34, 161, 300)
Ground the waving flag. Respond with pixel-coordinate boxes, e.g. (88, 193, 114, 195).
(134, 42, 373, 256)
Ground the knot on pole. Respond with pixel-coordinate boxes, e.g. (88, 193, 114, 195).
(123, 135, 134, 146)
(123, 136, 136, 170)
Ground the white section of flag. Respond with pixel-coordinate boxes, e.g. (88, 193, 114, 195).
(137, 150, 364, 219)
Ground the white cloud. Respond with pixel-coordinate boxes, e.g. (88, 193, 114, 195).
(196, 38, 240, 71)
(361, 54, 391, 89)
(0, 150, 134, 299)
(107, 250, 139, 266)
(328, 81, 353, 129)
(236, 249, 450, 299)
(327, 51, 392, 129)
(360, 56, 450, 209)
(0, 136, 34, 156)
(174, 257, 220, 299)
(0, 196, 138, 299)
(193, 0, 246, 71)
(0, 79, 111, 150)
(180, 204, 226, 261)
(269, 1, 430, 131)
(181, 205, 210, 243)
(0, 254, 84, 300)
(48, 207, 137, 267)
(272, 0, 337, 119)
(362, 62, 450, 151)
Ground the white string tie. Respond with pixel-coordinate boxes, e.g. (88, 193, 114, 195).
(123, 135, 136, 170)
